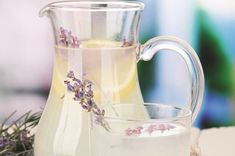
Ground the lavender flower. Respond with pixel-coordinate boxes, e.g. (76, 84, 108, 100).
(0, 136, 7, 148)
(64, 70, 110, 131)
(126, 126, 143, 136)
(145, 124, 158, 135)
(126, 123, 176, 136)
(0, 111, 41, 155)
(59, 27, 80, 48)
(121, 37, 133, 47)
(67, 70, 75, 78)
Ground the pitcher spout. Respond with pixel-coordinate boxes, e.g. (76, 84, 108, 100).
(39, 4, 52, 17)
(39, 6, 49, 17)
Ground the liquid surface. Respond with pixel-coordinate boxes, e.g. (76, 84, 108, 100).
(34, 40, 144, 156)
(91, 123, 190, 156)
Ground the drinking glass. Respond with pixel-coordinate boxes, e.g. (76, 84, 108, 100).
(90, 103, 192, 156)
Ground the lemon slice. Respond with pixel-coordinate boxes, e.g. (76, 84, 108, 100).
(80, 40, 138, 102)
(111, 55, 137, 99)
(92, 61, 137, 103)
(52, 40, 139, 103)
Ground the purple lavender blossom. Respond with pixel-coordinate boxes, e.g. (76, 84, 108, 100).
(121, 37, 133, 47)
(0, 136, 7, 148)
(64, 70, 109, 130)
(59, 27, 80, 48)
(75, 91, 85, 100)
(145, 124, 158, 135)
(126, 123, 176, 136)
(126, 126, 143, 136)
(67, 70, 75, 78)
(87, 99, 93, 107)
(67, 83, 75, 92)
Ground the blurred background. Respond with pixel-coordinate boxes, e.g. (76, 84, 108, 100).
(0, 0, 235, 129)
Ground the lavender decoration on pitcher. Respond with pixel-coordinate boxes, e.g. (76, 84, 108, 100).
(64, 71, 110, 131)
(59, 27, 80, 48)
(120, 37, 133, 47)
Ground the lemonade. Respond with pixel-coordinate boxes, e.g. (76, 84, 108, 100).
(91, 123, 190, 156)
(34, 40, 144, 156)
(53, 40, 142, 105)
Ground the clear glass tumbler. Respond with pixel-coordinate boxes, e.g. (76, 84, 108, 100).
(90, 103, 192, 156)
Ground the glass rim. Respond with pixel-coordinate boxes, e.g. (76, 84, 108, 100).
(44, 1, 144, 12)
(96, 103, 192, 123)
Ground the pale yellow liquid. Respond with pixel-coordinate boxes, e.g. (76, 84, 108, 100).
(34, 40, 144, 156)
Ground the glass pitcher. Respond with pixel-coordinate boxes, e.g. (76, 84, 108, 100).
(35, 1, 204, 156)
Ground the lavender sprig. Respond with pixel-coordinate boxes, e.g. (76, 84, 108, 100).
(64, 71, 110, 131)
(59, 27, 80, 48)
(0, 111, 41, 155)
(125, 123, 176, 136)
(121, 37, 133, 47)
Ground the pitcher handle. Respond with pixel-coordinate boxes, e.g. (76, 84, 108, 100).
(138, 36, 204, 122)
